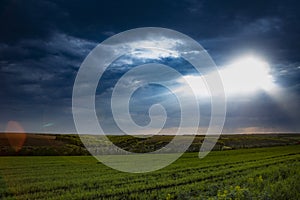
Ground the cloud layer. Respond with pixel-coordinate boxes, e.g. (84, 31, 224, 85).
(0, 0, 299, 133)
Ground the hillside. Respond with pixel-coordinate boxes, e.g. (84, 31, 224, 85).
(0, 133, 299, 156)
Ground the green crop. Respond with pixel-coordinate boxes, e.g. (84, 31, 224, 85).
(0, 145, 299, 199)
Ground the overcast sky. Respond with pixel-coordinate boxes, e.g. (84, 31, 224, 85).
(1, 0, 300, 134)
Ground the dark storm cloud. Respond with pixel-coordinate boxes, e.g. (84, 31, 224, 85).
(0, 31, 97, 132)
(0, 0, 67, 43)
(0, 33, 96, 103)
(0, 0, 299, 132)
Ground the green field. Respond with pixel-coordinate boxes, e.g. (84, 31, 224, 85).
(0, 145, 299, 200)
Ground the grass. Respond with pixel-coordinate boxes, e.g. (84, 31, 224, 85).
(0, 145, 299, 199)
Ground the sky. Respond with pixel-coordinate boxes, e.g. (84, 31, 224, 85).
(1, 0, 300, 134)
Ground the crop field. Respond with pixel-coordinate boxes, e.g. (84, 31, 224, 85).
(0, 145, 299, 200)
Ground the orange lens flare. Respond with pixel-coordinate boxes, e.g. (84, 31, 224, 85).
(5, 121, 26, 152)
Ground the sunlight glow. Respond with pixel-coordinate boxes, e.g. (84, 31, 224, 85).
(220, 56, 275, 95)
(182, 75, 210, 97)
(176, 56, 276, 98)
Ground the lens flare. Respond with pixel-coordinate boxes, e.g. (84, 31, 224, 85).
(5, 121, 26, 152)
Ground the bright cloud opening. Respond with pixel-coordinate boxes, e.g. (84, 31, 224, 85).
(176, 56, 276, 98)
(219, 56, 275, 95)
